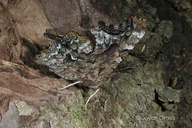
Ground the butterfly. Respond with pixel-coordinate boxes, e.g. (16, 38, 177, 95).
(37, 16, 147, 87)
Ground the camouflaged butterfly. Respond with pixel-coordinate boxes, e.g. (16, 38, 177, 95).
(37, 17, 147, 87)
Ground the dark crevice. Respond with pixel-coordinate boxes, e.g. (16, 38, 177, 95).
(20, 38, 61, 78)
(154, 90, 166, 111)
(75, 84, 90, 92)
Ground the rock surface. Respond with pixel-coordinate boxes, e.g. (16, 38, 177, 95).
(0, 0, 191, 128)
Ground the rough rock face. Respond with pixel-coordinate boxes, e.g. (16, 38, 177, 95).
(0, 1, 70, 126)
(0, 59, 72, 127)
(1, 0, 52, 45)
(40, 0, 122, 34)
(0, 59, 69, 103)
(0, 0, 191, 127)
(37, 17, 147, 87)
(168, 0, 192, 28)
(0, 4, 21, 63)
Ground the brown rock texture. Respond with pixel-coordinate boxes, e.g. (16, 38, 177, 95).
(0, 59, 69, 109)
(0, 4, 21, 63)
(1, 0, 52, 45)
(0, 58, 73, 127)
(0, 0, 70, 126)
(0, 0, 191, 127)
(40, 0, 121, 34)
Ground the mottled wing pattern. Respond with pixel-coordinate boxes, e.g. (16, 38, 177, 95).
(37, 17, 147, 87)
